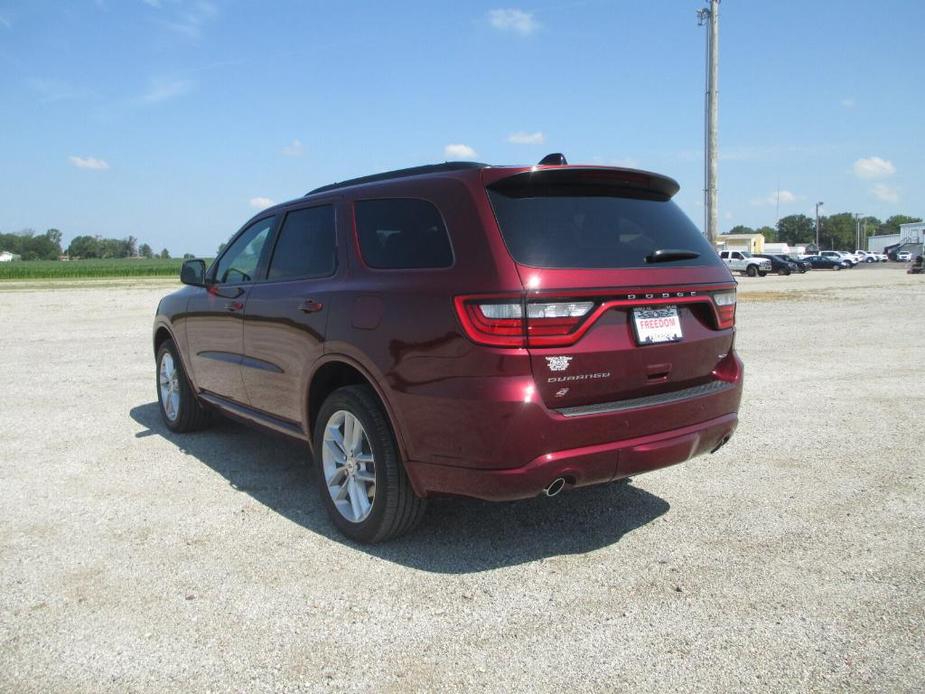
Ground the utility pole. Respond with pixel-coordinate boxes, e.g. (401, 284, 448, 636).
(697, 0, 720, 245)
(854, 213, 863, 252)
(815, 201, 824, 249)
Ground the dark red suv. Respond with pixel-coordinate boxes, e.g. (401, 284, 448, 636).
(153, 155, 743, 542)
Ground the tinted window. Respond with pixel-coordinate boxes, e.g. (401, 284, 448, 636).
(487, 183, 722, 269)
(267, 206, 336, 280)
(214, 217, 274, 284)
(355, 199, 453, 269)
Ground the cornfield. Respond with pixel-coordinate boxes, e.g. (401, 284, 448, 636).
(0, 258, 188, 280)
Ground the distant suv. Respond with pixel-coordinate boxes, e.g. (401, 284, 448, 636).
(754, 253, 801, 275)
(718, 250, 772, 277)
(820, 250, 854, 267)
(153, 155, 744, 542)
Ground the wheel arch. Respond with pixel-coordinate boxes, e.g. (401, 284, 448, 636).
(154, 324, 173, 355)
(306, 356, 410, 469)
(153, 321, 198, 393)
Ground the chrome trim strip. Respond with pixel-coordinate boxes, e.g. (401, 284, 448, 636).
(555, 380, 734, 418)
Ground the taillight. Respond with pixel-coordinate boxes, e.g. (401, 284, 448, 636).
(526, 301, 594, 340)
(454, 296, 595, 347)
(712, 289, 736, 329)
(455, 297, 525, 347)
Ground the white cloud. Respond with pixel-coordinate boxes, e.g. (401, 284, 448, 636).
(841, 97, 856, 109)
(249, 196, 274, 209)
(444, 143, 478, 160)
(724, 211, 734, 220)
(507, 131, 545, 145)
(871, 184, 899, 203)
(140, 79, 193, 104)
(488, 9, 539, 36)
(152, 1, 218, 40)
(853, 156, 895, 179)
(281, 138, 304, 157)
(69, 155, 110, 170)
(750, 190, 800, 206)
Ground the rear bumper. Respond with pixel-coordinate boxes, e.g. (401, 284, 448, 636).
(405, 412, 738, 501)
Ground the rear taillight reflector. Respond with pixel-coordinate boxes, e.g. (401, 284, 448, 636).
(454, 296, 595, 347)
(712, 290, 736, 329)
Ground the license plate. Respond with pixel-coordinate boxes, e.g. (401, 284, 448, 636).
(632, 305, 683, 345)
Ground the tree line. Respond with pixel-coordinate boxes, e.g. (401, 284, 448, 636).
(725, 214, 922, 250)
(0, 229, 65, 260)
(0, 229, 172, 260)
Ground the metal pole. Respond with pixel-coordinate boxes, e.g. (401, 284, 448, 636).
(706, 0, 720, 245)
(815, 202, 824, 248)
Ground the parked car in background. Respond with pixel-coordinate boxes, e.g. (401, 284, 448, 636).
(801, 255, 844, 270)
(152, 155, 744, 542)
(719, 250, 772, 277)
(820, 251, 854, 267)
(755, 254, 800, 276)
(897, 251, 912, 262)
(786, 256, 812, 272)
(855, 251, 880, 263)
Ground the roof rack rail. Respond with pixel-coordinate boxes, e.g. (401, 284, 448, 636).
(306, 161, 487, 196)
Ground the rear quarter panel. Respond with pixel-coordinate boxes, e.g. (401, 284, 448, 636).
(322, 175, 529, 465)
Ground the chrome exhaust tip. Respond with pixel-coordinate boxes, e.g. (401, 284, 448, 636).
(544, 477, 566, 497)
(710, 436, 730, 454)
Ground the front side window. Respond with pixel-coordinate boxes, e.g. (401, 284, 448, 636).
(267, 206, 336, 280)
(214, 217, 275, 284)
(354, 199, 453, 269)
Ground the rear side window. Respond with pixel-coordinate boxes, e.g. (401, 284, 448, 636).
(354, 199, 453, 269)
(267, 205, 336, 280)
(487, 180, 722, 270)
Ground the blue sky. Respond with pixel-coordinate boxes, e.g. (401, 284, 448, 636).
(1, 0, 922, 256)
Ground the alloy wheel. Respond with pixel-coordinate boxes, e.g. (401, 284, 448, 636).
(158, 352, 181, 422)
(322, 410, 376, 523)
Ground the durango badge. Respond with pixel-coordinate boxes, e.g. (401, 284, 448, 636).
(546, 356, 572, 372)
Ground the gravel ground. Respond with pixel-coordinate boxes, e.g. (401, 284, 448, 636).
(1, 265, 923, 692)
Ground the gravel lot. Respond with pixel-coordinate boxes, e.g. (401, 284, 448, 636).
(1, 265, 923, 692)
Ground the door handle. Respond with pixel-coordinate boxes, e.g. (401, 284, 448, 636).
(225, 301, 244, 312)
(299, 299, 324, 314)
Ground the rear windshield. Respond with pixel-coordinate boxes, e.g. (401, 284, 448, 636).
(487, 182, 721, 269)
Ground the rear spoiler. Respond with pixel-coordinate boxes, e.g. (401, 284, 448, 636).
(485, 166, 681, 200)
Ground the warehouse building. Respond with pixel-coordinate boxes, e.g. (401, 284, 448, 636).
(867, 222, 924, 256)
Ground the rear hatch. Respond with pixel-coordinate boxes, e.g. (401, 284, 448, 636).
(482, 166, 737, 411)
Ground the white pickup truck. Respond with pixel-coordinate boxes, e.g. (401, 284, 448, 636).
(719, 250, 772, 277)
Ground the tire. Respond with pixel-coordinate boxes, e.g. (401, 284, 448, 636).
(778, 267, 791, 276)
(313, 385, 426, 543)
(833, 264, 841, 271)
(156, 339, 211, 433)
(746, 265, 758, 277)
(758, 270, 768, 277)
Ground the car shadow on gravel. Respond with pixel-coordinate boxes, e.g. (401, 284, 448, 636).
(131, 402, 670, 574)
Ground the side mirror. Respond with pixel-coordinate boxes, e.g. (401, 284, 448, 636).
(180, 259, 207, 286)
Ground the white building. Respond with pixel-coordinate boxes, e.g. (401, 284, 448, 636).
(867, 222, 925, 253)
(0, 251, 22, 262)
